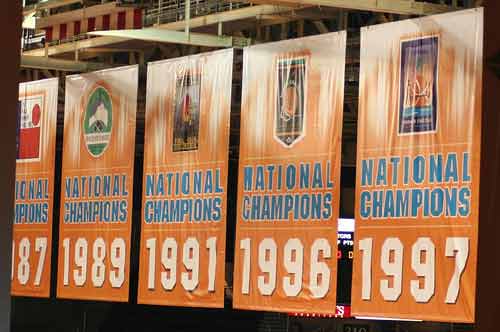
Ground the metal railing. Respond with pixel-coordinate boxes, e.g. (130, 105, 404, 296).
(143, 0, 249, 27)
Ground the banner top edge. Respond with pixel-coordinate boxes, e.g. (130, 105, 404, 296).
(244, 30, 347, 52)
(65, 64, 139, 80)
(147, 48, 234, 68)
(19, 77, 59, 87)
(361, 7, 483, 33)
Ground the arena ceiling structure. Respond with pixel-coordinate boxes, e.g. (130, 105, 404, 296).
(19, 0, 478, 160)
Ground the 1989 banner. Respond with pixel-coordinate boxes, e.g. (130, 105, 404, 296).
(57, 66, 138, 301)
(12, 78, 58, 297)
(137, 50, 233, 307)
(233, 32, 346, 313)
(352, 9, 483, 322)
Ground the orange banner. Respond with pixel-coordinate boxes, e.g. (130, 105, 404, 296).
(351, 9, 483, 322)
(233, 32, 346, 313)
(137, 49, 233, 308)
(57, 65, 138, 301)
(12, 78, 58, 297)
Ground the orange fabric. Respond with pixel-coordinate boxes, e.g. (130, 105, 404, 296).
(232, 32, 346, 313)
(12, 78, 58, 298)
(352, 9, 483, 323)
(56, 66, 138, 302)
(137, 50, 233, 308)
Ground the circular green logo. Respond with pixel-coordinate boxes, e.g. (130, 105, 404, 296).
(83, 86, 113, 158)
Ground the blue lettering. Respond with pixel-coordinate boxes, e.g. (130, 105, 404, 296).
(312, 163, 323, 189)
(445, 153, 459, 182)
(361, 159, 373, 186)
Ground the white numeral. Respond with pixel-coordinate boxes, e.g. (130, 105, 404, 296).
(74, 238, 88, 286)
(410, 237, 435, 303)
(258, 238, 277, 296)
(92, 238, 106, 287)
(309, 238, 331, 299)
(161, 237, 177, 290)
(359, 236, 469, 304)
(181, 237, 200, 291)
(207, 237, 217, 292)
(146, 237, 218, 292)
(110, 238, 126, 288)
(359, 238, 373, 300)
(445, 237, 469, 304)
(380, 237, 403, 301)
(240, 238, 332, 298)
(240, 238, 251, 295)
(11, 237, 48, 287)
(17, 237, 30, 285)
(62, 237, 126, 288)
(146, 238, 156, 290)
(283, 238, 303, 297)
(62, 238, 70, 286)
(34, 237, 47, 286)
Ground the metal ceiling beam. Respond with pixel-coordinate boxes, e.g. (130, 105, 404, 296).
(80, 47, 144, 53)
(87, 29, 249, 48)
(21, 55, 108, 72)
(23, 4, 294, 57)
(154, 4, 295, 31)
(23, 0, 83, 16)
(229, 0, 457, 15)
(35, 2, 120, 29)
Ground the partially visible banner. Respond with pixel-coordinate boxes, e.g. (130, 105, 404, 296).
(137, 49, 233, 308)
(12, 78, 58, 297)
(352, 9, 483, 322)
(57, 65, 138, 301)
(233, 32, 346, 313)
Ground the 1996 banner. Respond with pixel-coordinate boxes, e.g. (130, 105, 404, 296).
(12, 78, 58, 297)
(57, 66, 138, 301)
(137, 50, 233, 307)
(233, 32, 346, 313)
(352, 9, 483, 322)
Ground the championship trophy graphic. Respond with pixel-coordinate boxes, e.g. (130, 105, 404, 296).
(83, 86, 113, 157)
(275, 56, 307, 147)
(399, 36, 439, 134)
(173, 71, 201, 152)
(17, 96, 43, 161)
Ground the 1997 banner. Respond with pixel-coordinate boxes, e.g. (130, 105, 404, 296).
(352, 9, 483, 322)
(137, 50, 233, 307)
(233, 32, 346, 313)
(12, 78, 58, 297)
(57, 66, 138, 301)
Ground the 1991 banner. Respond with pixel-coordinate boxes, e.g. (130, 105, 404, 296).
(12, 78, 58, 297)
(57, 66, 138, 301)
(352, 9, 483, 322)
(137, 50, 233, 307)
(233, 32, 346, 313)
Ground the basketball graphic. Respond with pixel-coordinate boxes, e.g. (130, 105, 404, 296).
(399, 36, 439, 134)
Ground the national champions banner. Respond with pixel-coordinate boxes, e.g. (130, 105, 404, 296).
(352, 9, 483, 322)
(57, 65, 138, 301)
(233, 32, 346, 313)
(12, 78, 58, 297)
(137, 49, 233, 307)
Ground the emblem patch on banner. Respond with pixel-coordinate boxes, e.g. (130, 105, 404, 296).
(275, 56, 307, 147)
(83, 86, 113, 157)
(17, 96, 43, 161)
(173, 71, 201, 152)
(399, 36, 439, 134)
